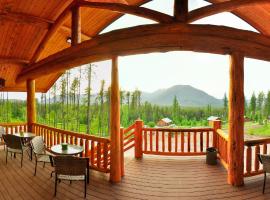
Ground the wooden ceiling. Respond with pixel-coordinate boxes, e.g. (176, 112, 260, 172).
(0, 0, 270, 92)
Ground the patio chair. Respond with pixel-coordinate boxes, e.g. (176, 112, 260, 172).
(258, 154, 270, 194)
(0, 126, 5, 147)
(2, 134, 28, 167)
(54, 156, 88, 198)
(30, 136, 54, 176)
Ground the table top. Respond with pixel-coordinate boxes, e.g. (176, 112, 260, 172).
(14, 132, 35, 138)
(51, 144, 84, 155)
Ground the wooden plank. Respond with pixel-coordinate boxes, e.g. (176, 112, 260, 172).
(187, 132, 190, 152)
(150, 130, 153, 152)
(175, 132, 178, 152)
(71, 5, 81, 45)
(17, 23, 270, 83)
(193, 132, 197, 152)
(162, 131, 165, 152)
(181, 132, 184, 152)
(246, 146, 252, 176)
(156, 131, 159, 152)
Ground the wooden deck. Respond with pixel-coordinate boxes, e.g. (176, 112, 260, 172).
(0, 150, 269, 200)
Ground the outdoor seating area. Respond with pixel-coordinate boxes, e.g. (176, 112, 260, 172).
(1, 0, 270, 199)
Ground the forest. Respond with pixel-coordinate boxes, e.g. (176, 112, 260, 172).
(1, 64, 270, 137)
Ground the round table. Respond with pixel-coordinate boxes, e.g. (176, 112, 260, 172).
(14, 132, 35, 138)
(51, 144, 84, 156)
(14, 132, 36, 160)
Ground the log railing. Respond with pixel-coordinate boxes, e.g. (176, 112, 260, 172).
(122, 123, 136, 152)
(32, 123, 111, 173)
(142, 127, 214, 156)
(0, 122, 28, 134)
(244, 138, 270, 177)
(216, 129, 228, 170)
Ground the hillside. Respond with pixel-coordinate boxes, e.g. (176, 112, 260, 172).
(141, 85, 222, 107)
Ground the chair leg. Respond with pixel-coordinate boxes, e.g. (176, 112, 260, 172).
(34, 160, 37, 176)
(84, 176, 87, 198)
(70, 180, 72, 185)
(54, 175, 57, 196)
(43, 162, 45, 168)
(263, 172, 267, 194)
(5, 150, 8, 164)
(21, 152, 23, 168)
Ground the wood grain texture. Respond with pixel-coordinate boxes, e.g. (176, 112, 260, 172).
(228, 52, 244, 186)
(26, 79, 36, 132)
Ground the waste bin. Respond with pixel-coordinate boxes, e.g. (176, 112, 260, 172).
(206, 147, 217, 165)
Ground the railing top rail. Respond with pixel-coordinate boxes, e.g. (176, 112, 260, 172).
(32, 123, 110, 143)
(124, 124, 136, 133)
(216, 129, 228, 141)
(0, 122, 27, 126)
(244, 138, 270, 147)
(142, 127, 213, 132)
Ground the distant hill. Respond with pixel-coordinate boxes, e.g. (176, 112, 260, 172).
(141, 85, 222, 107)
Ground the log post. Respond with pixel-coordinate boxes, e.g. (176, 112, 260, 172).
(71, 5, 81, 45)
(134, 119, 144, 159)
(210, 120, 221, 148)
(228, 52, 244, 186)
(120, 127, 125, 177)
(174, 0, 188, 22)
(27, 79, 36, 132)
(110, 56, 121, 183)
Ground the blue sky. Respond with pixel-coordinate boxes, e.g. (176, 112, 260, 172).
(7, 0, 270, 100)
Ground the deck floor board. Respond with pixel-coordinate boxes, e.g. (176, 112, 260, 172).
(0, 150, 269, 199)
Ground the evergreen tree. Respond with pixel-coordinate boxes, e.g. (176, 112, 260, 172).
(250, 92, 257, 119)
(223, 93, 228, 119)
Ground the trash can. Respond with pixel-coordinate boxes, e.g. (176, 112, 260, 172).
(206, 147, 217, 165)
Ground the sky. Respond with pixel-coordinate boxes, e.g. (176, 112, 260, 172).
(6, 0, 270, 100)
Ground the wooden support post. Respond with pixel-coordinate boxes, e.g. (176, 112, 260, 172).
(174, 0, 188, 22)
(71, 5, 81, 45)
(110, 56, 121, 183)
(228, 52, 244, 186)
(210, 120, 221, 148)
(27, 79, 36, 132)
(135, 119, 144, 159)
(120, 128, 125, 177)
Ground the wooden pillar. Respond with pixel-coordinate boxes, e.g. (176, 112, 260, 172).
(228, 52, 244, 186)
(174, 0, 188, 22)
(71, 5, 81, 45)
(27, 79, 36, 132)
(110, 56, 121, 183)
(135, 119, 143, 159)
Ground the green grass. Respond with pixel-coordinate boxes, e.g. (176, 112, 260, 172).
(246, 124, 270, 136)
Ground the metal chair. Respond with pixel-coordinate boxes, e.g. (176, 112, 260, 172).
(2, 134, 28, 167)
(258, 154, 270, 194)
(30, 136, 54, 176)
(54, 156, 89, 198)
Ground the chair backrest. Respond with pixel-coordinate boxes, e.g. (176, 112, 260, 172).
(2, 134, 23, 150)
(259, 154, 270, 173)
(31, 136, 45, 155)
(54, 156, 87, 176)
(0, 126, 5, 137)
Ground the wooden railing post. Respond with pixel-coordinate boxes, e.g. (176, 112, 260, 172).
(135, 120, 143, 159)
(210, 120, 221, 148)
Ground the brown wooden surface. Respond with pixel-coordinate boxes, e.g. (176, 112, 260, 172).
(110, 56, 121, 183)
(228, 52, 244, 186)
(0, 150, 270, 200)
(26, 80, 36, 132)
(174, 0, 188, 22)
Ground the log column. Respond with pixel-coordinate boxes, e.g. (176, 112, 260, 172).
(228, 52, 244, 186)
(110, 56, 122, 183)
(174, 0, 188, 22)
(71, 5, 81, 45)
(27, 79, 36, 132)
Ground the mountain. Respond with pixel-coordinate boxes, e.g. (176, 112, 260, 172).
(141, 85, 222, 107)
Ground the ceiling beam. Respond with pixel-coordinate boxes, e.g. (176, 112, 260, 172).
(77, 1, 174, 23)
(0, 11, 53, 29)
(16, 23, 270, 83)
(174, 0, 188, 22)
(60, 26, 91, 41)
(28, 1, 77, 65)
(188, 0, 269, 23)
(0, 57, 29, 65)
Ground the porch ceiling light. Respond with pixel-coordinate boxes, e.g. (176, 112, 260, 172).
(66, 37, 72, 44)
(0, 78, 5, 88)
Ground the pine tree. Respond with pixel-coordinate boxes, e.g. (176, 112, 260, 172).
(223, 93, 228, 119)
(86, 64, 92, 134)
(250, 92, 257, 119)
